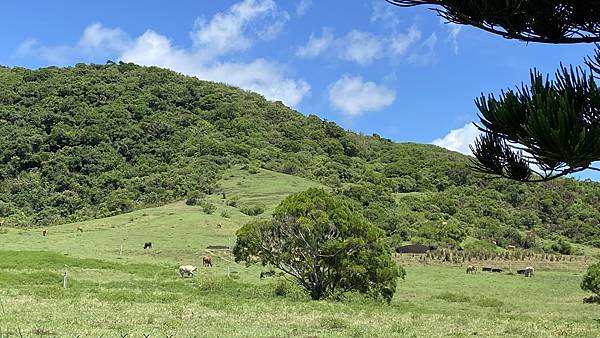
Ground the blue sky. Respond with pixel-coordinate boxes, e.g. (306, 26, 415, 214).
(2, 0, 599, 180)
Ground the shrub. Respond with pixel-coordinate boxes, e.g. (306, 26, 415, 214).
(226, 196, 239, 207)
(202, 202, 217, 215)
(220, 210, 231, 218)
(581, 262, 600, 303)
(186, 191, 205, 206)
(240, 204, 265, 216)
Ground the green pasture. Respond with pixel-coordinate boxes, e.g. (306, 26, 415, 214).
(0, 169, 598, 337)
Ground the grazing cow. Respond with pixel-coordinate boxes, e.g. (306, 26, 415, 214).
(516, 269, 527, 275)
(466, 265, 477, 274)
(42, 229, 48, 237)
(524, 266, 534, 277)
(202, 255, 213, 267)
(178, 265, 197, 277)
(77, 227, 83, 233)
(482, 267, 492, 272)
(143, 242, 152, 249)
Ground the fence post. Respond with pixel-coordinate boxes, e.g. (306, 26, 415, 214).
(119, 243, 123, 256)
(63, 269, 68, 289)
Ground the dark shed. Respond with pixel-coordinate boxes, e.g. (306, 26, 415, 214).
(396, 244, 431, 254)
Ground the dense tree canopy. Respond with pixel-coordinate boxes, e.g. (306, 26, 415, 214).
(386, 0, 600, 43)
(233, 188, 403, 302)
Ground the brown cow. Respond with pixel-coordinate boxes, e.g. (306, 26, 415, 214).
(77, 227, 83, 233)
(42, 229, 48, 236)
(202, 255, 213, 267)
(466, 265, 477, 274)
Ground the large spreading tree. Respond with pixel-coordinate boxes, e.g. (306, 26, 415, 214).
(233, 188, 403, 302)
(387, 0, 600, 181)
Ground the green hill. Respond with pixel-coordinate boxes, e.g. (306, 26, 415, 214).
(1, 62, 600, 253)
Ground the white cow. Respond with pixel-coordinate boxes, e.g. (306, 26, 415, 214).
(524, 266, 534, 277)
(178, 265, 198, 277)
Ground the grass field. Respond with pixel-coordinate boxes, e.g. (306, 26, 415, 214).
(1, 168, 599, 337)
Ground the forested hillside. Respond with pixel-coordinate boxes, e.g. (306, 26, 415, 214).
(1, 62, 599, 253)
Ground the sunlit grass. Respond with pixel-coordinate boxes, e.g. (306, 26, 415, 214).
(0, 168, 598, 337)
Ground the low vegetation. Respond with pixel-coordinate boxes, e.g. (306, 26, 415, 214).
(582, 262, 600, 303)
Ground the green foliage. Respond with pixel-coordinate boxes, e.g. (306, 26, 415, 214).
(239, 204, 265, 216)
(581, 262, 600, 302)
(201, 202, 217, 215)
(185, 191, 205, 206)
(471, 67, 600, 181)
(233, 188, 403, 302)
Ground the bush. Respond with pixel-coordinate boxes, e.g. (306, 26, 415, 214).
(581, 262, 600, 302)
(226, 196, 239, 207)
(186, 191, 205, 206)
(240, 204, 265, 216)
(220, 210, 231, 218)
(201, 202, 217, 214)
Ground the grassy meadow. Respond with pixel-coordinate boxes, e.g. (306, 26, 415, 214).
(0, 168, 599, 337)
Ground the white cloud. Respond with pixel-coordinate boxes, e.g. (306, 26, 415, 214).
(200, 60, 310, 107)
(338, 30, 382, 65)
(371, 2, 400, 29)
(432, 123, 481, 155)
(190, 0, 285, 59)
(121, 30, 310, 107)
(295, 0, 313, 16)
(328, 75, 395, 117)
(14, 0, 309, 108)
(296, 23, 425, 65)
(78, 23, 130, 54)
(389, 25, 422, 57)
(121, 31, 199, 73)
(296, 27, 334, 58)
(447, 23, 462, 54)
(14, 39, 72, 65)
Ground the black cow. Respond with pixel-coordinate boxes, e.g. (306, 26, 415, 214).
(516, 269, 527, 275)
(143, 242, 152, 249)
(482, 267, 492, 272)
(491, 268, 503, 273)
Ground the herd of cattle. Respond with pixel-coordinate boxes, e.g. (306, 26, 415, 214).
(42, 227, 538, 279)
(466, 265, 535, 277)
(41, 228, 215, 278)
